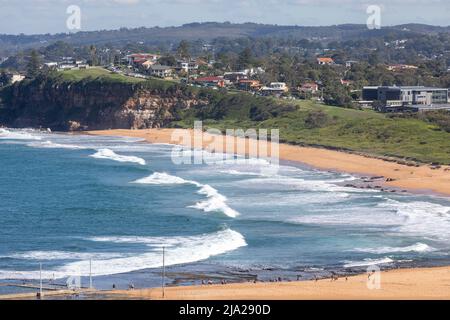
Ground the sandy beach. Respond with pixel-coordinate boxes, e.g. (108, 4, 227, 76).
(79, 128, 450, 300)
(86, 128, 450, 196)
(105, 266, 450, 300)
(1, 266, 450, 300)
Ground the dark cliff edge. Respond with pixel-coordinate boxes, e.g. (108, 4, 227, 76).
(0, 75, 213, 131)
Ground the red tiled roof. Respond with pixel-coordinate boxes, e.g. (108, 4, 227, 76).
(317, 57, 334, 63)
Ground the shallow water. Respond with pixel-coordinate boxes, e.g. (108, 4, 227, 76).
(1, 128, 450, 290)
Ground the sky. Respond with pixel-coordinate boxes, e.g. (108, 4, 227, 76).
(0, 0, 449, 35)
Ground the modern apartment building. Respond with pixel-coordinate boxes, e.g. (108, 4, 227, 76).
(362, 86, 450, 111)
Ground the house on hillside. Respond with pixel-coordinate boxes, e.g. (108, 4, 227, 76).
(238, 79, 261, 91)
(55, 58, 89, 70)
(223, 72, 248, 84)
(298, 82, 319, 94)
(317, 57, 335, 65)
(176, 60, 199, 73)
(242, 67, 265, 77)
(194, 76, 225, 88)
(387, 64, 418, 72)
(140, 60, 157, 69)
(149, 65, 174, 78)
(261, 82, 289, 96)
(127, 53, 160, 67)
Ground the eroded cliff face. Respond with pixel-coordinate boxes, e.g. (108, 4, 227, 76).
(0, 78, 208, 131)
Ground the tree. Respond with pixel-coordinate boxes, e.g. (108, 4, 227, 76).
(177, 40, 190, 60)
(238, 47, 253, 70)
(0, 71, 11, 87)
(158, 55, 177, 66)
(26, 50, 41, 78)
(89, 45, 98, 66)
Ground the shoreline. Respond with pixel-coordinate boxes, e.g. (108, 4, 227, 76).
(85, 128, 450, 197)
(106, 266, 450, 300)
(3, 266, 450, 300)
(0, 128, 443, 300)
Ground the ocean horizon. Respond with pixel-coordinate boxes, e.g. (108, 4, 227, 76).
(1, 128, 450, 293)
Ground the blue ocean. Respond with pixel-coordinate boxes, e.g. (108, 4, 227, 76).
(1, 128, 450, 292)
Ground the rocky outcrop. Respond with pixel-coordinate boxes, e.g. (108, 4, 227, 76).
(0, 76, 208, 131)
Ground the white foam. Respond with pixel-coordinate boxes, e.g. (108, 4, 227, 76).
(220, 169, 260, 176)
(353, 243, 436, 254)
(27, 141, 87, 150)
(90, 148, 146, 165)
(190, 185, 240, 218)
(343, 257, 394, 268)
(378, 199, 450, 240)
(0, 229, 247, 279)
(133, 172, 240, 218)
(235, 191, 350, 208)
(0, 128, 42, 141)
(133, 172, 194, 185)
(1, 251, 123, 260)
(238, 176, 374, 194)
(218, 158, 272, 166)
(288, 208, 404, 227)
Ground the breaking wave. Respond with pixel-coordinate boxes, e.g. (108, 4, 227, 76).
(190, 184, 240, 218)
(133, 172, 194, 185)
(133, 172, 240, 218)
(378, 199, 450, 240)
(0, 128, 42, 141)
(353, 243, 436, 254)
(90, 148, 146, 165)
(343, 257, 394, 268)
(0, 229, 246, 279)
(27, 140, 87, 150)
(0, 251, 123, 261)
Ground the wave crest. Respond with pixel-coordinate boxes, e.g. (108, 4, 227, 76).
(90, 148, 146, 165)
(0, 229, 247, 279)
(133, 172, 239, 218)
(353, 243, 435, 254)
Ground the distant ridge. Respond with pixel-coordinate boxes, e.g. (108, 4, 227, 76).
(1, 22, 449, 51)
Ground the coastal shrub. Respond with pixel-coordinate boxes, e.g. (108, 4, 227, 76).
(420, 110, 450, 133)
(304, 110, 329, 128)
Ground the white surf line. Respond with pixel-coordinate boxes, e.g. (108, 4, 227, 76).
(133, 172, 240, 218)
(90, 148, 146, 165)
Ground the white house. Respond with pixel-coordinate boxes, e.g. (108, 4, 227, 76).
(149, 65, 174, 78)
(261, 82, 289, 96)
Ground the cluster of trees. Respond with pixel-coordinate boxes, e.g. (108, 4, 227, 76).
(2, 28, 450, 108)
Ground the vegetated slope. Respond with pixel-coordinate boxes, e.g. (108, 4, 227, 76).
(0, 68, 449, 164)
